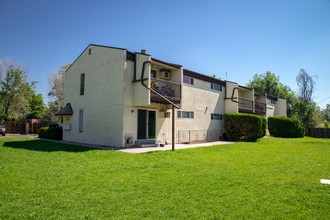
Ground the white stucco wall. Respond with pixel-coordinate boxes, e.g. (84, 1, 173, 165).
(63, 45, 126, 147)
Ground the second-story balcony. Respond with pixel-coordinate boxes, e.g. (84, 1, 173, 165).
(238, 97, 266, 114)
(150, 79, 181, 104)
(238, 97, 253, 112)
(255, 101, 266, 114)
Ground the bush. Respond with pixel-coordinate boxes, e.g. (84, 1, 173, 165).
(224, 113, 267, 142)
(268, 116, 304, 138)
(38, 126, 63, 140)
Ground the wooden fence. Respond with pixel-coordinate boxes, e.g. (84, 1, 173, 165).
(5, 121, 49, 134)
(305, 128, 330, 138)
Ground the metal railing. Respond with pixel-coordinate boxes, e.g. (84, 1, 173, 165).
(178, 130, 220, 144)
(150, 79, 181, 104)
(238, 97, 253, 111)
(255, 101, 266, 113)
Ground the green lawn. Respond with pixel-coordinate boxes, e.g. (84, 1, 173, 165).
(0, 137, 329, 219)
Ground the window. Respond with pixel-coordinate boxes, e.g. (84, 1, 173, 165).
(211, 113, 222, 120)
(88, 48, 92, 55)
(183, 76, 194, 85)
(211, 83, 222, 91)
(79, 110, 84, 132)
(80, 73, 85, 95)
(177, 111, 194, 119)
(271, 99, 277, 104)
(151, 70, 157, 78)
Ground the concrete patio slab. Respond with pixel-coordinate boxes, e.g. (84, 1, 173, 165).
(118, 141, 235, 154)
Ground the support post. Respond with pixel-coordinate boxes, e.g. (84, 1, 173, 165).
(172, 105, 175, 151)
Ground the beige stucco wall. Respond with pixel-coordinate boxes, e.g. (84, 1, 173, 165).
(224, 81, 238, 113)
(274, 98, 287, 116)
(63, 45, 126, 147)
(177, 78, 225, 140)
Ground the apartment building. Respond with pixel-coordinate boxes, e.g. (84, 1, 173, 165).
(57, 44, 287, 147)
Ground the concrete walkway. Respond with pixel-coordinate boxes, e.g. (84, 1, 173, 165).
(118, 141, 235, 154)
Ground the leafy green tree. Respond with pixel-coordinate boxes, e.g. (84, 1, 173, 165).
(27, 93, 46, 119)
(322, 104, 330, 122)
(293, 69, 316, 128)
(247, 71, 295, 103)
(0, 65, 36, 121)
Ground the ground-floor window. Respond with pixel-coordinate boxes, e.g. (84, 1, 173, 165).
(177, 111, 194, 119)
(79, 110, 84, 132)
(211, 113, 222, 120)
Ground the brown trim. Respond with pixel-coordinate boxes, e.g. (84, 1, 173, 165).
(151, 58, 182, 68)
(183, 69, 226, 86)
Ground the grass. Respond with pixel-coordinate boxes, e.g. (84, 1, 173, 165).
(0, 137, 329, 219)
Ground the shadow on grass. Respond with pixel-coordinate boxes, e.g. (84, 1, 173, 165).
(3, 139, 96, 152)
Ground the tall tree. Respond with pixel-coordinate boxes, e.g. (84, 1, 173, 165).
(293, 69, 316, 128)
(0, 65, 36, 121)
(247, 71, 295, 103)
(47, 63, 71, 122)
(27, 93, 46, 119)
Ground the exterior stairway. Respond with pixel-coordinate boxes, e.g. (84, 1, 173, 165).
(135, 139, 158, 148)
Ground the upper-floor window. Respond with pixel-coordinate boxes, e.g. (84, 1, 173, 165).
(80, 73, 85, 95)
(183, 76, 194, 85)
(271, 99, 276, 104)
(177, 111, 194, 119)
(151, 70, 157, 79)
(211, 83, 222, 91)
(211, 113, 222, 120)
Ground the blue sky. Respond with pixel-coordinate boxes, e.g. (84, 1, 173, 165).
(1, 0, 329, 108)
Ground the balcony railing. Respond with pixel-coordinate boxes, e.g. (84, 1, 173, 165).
(238, 97, 253, 112)
(255, 101, 266, 113)
(150, 79, 181, 104)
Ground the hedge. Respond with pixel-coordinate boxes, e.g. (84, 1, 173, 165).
(268, 116, 304, 138)
(38, 126, 63, 140)
(224, 113, 267, 142)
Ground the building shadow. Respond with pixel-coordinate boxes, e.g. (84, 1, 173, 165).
(3, 139, 96, 152)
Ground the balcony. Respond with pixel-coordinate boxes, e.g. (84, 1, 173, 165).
(255, 101, 266, 114)
(238, 98, 266, 114)
(238, 97, 253, 112)
(150, 79, 181, 104)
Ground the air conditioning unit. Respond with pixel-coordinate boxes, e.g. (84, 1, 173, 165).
(160, 70, 171, 80)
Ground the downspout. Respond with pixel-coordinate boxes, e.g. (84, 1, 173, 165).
(141, 61, 180, 151)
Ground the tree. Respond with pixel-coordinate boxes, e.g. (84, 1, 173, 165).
(47, 63, 71, 122)
(0, 65, 36, 121)
(247, 71, 295, 103)
(27, 93, 46, 119)
(293, 69, 316, 128)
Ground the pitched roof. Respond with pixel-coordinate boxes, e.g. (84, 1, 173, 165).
(55, 103, 73, 116)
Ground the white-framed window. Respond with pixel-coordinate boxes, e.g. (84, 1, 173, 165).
(211, 113, 222, 120)
(151, 70, 157, 79)
(211, 83, 222, 91)
(183, 76, 194, 85)
(79, 110, 84, 132)
(177, 111, 194, 119)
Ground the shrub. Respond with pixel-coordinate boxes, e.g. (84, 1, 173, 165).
(268, 116, 304, 138)
(38, 126, 63, 140)
(224, 113, 267, 142)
